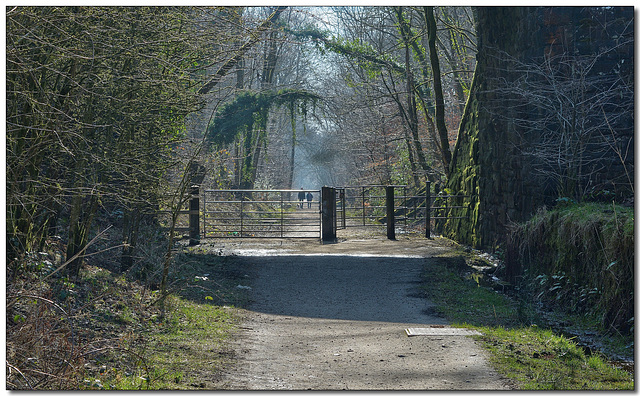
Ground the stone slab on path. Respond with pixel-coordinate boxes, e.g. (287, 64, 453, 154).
(405, 327, 483, 337)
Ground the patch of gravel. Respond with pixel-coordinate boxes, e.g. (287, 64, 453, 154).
(207, 229, 514, 390)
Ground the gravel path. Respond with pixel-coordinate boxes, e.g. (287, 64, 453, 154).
(216, 233, 513, 390)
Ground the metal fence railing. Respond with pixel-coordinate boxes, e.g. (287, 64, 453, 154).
(202, 189, 321, 238)
(175, 184, 471, 243)
(335, 184, 470, 237)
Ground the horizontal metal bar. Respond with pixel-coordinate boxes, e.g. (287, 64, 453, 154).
(204, 189, 320, 193)
(204, 212, 305, 216)
(207, 224, 320, 232)
(204, 200, 302, 204)
(158, 210, 190, 215)
(206, 231, 319, 235)
(207, 233, 320, 239)
(210, 226, 321, 230)
(207, 220, 319, 225)
(432, 195, 470, 199)
(336, 185, 408, 188)
(206, 227, 319, 231)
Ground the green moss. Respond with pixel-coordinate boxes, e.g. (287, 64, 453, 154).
(444, 88, 482, 248)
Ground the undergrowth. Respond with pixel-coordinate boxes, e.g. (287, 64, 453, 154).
(6, 242, 247, 390)
(506, 202, 633, 336)
(423, 254, 633, 390)
(80, 296, 239, 390)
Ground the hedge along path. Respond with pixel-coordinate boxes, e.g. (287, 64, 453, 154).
(214, 233, 514, 390)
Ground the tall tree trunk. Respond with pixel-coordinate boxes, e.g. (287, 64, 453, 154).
(234, 136, 242, 188)
(393, 7, 433, 108)
(240, 127, 256, 189)
(383, 70, 436, 184)
(261, 28, 279, 88)
(403, 47, 432, 183)
(424, 6, 452, 175)
(250, 128, 267, 188)
(437, 35, 468, 115)
(236, 57, 245, 89)
(393, 7, 439, 182)
(403, 127, 421, 188)
(288, 122, 296, 190)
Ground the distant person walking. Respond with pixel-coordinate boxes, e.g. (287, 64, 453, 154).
(298, 188, 305, 208)
(306, 191, 313, 208)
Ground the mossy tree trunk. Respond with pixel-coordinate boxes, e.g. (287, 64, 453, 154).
(424, 6, 452, 175)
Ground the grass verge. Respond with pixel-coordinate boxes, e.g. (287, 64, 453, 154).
(82, 296, 239, 390)
(5, 242, 252, 390)
(423, 253, 634, 390)
(507, 202, 634, 336)
(79, 248, 253, 390)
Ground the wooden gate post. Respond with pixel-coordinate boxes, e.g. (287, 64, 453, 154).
(425, 181, 431, 239)
(189, 185, 200, 246)
(386, 186, 396, 240)
(321, 186, 336, 243)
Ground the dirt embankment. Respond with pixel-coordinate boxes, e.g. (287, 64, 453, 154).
(205, 231, 514, 390)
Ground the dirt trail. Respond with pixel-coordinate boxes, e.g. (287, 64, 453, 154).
(214, 230, 514, 390)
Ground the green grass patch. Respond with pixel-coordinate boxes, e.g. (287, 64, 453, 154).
(89, 296, 238, 390)
(79, 249, 252, 390)
(479, 326, 632, 390)
(423, 255, 634, 390)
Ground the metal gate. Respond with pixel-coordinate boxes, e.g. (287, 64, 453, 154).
(335, 184, 469, 237)
(202, 189, 321, 238)
(336, 185, 411, 228)
(196, 185, 468, 240)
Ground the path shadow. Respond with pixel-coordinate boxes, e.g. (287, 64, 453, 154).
(236, 254, 446, 325)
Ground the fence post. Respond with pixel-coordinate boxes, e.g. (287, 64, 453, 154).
(340, 189, 346, 228)
(321, 186, 336, 243)
(189, 185, 200, 246)
(331, 187, 338, 235)
(425, 181, 431, 239)
(403, 186, 408, 228)
(280, 191, 284, 238)
(362, 186, 366, 226)
(386, 186, 396, 240)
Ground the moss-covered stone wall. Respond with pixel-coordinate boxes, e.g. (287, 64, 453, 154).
(443, 7, 634, 249)
(444, 7, 542, 249)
